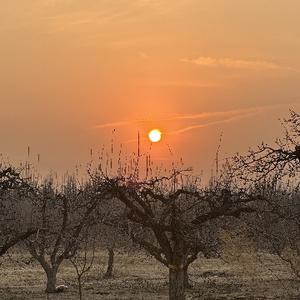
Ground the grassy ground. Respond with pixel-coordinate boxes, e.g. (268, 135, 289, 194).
(0, 250, 299, 299)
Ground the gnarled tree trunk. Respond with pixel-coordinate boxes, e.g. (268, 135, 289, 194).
(183, 265, 191, 289)
(169, 267, 185, 300)
(45, 266, 58, 293)
(103, 247, 114, 279)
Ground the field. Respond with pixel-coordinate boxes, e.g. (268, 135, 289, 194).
(0, 250, 299, 300)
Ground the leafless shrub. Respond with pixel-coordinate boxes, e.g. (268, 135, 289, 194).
(70, 229, 97, 300)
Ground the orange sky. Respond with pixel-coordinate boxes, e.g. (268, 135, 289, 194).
(1, 0, 300, 176)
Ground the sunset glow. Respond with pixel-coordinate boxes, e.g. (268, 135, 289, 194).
(148, 129, 162, 143)
(0, 2, 300, 298)
(0, 0, 299, 174)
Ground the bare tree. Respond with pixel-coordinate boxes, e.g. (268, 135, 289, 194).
(96, 200, 130, 280)
(233, 110, 300, 181)
(26, 177, 103, 293)
(0, 166, 36, 256)
(90, 169, 261, 300)
(250, 182, 300, 280)
(101, 225, 117, 280)
(232, 110, 300, 281)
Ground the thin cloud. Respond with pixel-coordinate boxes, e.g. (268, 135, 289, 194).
(42, 1, 186, 34)
(141, 80, 225, 88)
(122, 109, 261, 142)
(171, 110, 261, 134)
(163, 108, 260, 122)
(181, 56, 297, 71)
(170, 102, 300, 134)
(94, 102, 298, 131)
(94, 120, 132, 129)
(94, 109, 252, 130)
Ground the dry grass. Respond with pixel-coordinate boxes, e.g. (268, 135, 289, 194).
(0, 250, 299, 300)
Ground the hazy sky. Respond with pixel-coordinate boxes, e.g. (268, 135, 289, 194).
(1, 0, 300, 176)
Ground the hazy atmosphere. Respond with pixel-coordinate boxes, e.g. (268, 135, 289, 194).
(1, 0, 300, 173)
(1, 2, 300, 300)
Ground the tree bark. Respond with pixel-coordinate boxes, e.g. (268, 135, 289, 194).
(0, 229, 36, 257)
(77, 276, 83, 300)
(103, 247, 114, 279)
(169, 267, 185, 300)
(183, 266, 191, 289)
(45, 267, 58, 293)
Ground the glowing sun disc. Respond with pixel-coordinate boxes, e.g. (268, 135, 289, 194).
(148, 129, 162, 143)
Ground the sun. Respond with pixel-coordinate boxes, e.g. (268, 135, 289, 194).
(148, 129, 162, 143)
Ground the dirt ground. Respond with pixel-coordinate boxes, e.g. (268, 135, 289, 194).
(0, 251, 299, 300)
